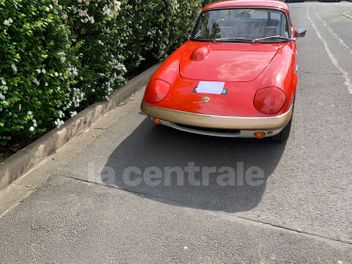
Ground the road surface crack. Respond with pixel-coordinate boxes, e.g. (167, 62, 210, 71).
(299, 71, 343, 76)
(65, 175, 352, 247)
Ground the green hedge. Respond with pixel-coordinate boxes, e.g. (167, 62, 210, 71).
(0, 0, 213, 149)
(0, 0, 78, 145)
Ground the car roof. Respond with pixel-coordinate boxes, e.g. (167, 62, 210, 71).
(202, 0, 289, 13)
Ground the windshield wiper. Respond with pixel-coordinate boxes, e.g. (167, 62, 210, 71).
(252, 35, 293, 43)
(213, 37, 253, 43)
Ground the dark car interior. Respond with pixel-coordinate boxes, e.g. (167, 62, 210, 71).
(193, 8, 290, 40)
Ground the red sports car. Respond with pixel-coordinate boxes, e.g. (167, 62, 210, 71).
(141, 0, 306, 142)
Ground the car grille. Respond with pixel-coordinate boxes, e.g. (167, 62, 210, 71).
(174, 123, 240, 134)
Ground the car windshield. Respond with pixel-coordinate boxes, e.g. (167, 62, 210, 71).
(191, 8, 290, 42)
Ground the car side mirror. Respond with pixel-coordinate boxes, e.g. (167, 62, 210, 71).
(295, 28, 307, 38)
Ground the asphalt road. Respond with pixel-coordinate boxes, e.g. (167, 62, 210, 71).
(0, 2, 352, 264)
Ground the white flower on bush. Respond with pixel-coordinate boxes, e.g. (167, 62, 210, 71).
(103, 0, 121, 20)
(29, 126, 35, 132)
(33, 78, 40, 86)
(78, 9, 88, 17)
(55, 119, 65, 128)
(0, 78, 6, 86)
(77, 7, 95, 24)
(72, 88, 85, 107)
(36, 68, 46, 74)
(57, 52, 67, 63)
(58, 110, 65, 119)
(3, 18, 13, 26)
(68, 65, 78, 76)
(82, 0, 91, 5)
(70, 111, 77, 117)
(11, 64, 17, 73)
(0, 93, 5, 100)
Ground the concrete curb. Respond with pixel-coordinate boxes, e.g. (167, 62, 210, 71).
(0, 64, 158, 191)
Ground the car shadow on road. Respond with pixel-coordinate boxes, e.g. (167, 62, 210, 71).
(101, 119, 287, 213)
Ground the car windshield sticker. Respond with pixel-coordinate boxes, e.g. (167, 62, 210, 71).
(195, 81, 225, 95)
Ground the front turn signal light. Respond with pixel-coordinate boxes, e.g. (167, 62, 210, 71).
(151, 117, 161, 126)
(254, 87, 287, 115)
(144, 79, 171, 104)
(255, 132, 266, 139)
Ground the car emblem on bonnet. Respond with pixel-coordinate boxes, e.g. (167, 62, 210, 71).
(202, 97, 210, 103)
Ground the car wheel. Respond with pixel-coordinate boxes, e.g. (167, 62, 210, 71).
(271, 118, 292, 143)
(272, 97, 295, 143)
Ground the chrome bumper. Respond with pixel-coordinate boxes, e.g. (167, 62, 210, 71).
(141, 102, 293, 138)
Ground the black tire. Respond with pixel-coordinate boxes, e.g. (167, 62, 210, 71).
(272, 96, 295, 143)
(271, 118, 292, 143)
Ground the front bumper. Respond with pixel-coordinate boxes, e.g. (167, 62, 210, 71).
(141, 102, 293, 138)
